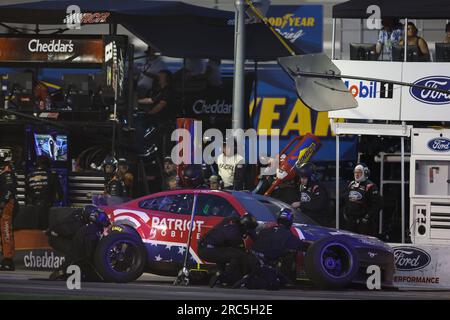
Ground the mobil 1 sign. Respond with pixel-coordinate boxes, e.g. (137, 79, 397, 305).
(390, 243, 450, 289)
(330, 60, 402, 121)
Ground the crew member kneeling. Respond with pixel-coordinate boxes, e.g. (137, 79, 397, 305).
(198, 213, 257, 287)
(239, 208, 309, 289)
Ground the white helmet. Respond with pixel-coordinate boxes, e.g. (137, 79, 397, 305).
(0, 148, 12, 164)
(354, 163, 369, 183)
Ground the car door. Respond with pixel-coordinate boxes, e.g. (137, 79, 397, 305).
(189, 193, 241, 263)
(138, 193, 194, 263)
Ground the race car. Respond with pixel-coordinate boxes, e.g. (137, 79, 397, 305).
(96, 189, 395, 288)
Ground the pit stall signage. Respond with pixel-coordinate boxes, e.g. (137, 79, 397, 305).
(0, 35, 104, 65)
(389, 243, 450, 289)
(329, 61, 450, 122)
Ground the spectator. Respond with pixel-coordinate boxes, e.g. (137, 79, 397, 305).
(399, 22, 430, 61)
(443, 22, 450, 43)
(135, 46, 167, 98)
(135, 70, 174, 156)
(216, 139, 245, 190)
(375, 18, 403, 61)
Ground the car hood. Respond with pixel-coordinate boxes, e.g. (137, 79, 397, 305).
(293, 223, 392, 252)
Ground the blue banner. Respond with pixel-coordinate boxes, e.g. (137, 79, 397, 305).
(266, 5, 323, 54)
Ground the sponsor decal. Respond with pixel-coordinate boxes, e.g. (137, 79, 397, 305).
(64, 11, 110, 25)
(150, 216, 205, 240)
(23, 251, 65, 269)
(28, 39, 74, 53)
(410, 76, 450, 105)
(344, 80, 393, 99)
(111, 226, 124, 232)
(393, 275, 440, 284)
(300, 192, 311, 203)
(349, 190, 363, 201)
(193, 100, 232, 115)
(427, 137, 450, 152)
(393, 247, 431, 271)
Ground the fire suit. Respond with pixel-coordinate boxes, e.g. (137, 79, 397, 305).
(198, 216, 254, 284)
(0, 165, 17, 259)
(343, 179, 382, 236)
(26, 168, 63, 229)
(298, 182, 331, 226)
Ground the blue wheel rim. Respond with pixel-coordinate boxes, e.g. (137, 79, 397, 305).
(319, 243, 353, 279)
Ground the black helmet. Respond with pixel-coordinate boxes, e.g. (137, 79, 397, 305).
(103, 155, 118, 175)
(0, 148, 12, 165)
(239, 213, 258, 231)
(182, 164, 204, 188)
(81, 205, 110, 228)
(295, 162, 316, 180)
(277, 208, 294, 228)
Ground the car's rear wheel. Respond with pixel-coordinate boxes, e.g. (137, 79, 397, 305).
(305, 236, 359, 289)
(94, 231, 146, 283)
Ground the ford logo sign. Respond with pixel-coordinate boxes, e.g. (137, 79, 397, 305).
(410, 76, 450, 105)
(428, 137, 450, 152)
(393, 247, 431, 271)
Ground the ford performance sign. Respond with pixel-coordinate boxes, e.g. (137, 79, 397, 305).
(394, 247, 431, 271)
(428, 137, 450, 152)
(410, 76, 450, 105)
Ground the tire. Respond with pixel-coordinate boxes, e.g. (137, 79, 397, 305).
(304, 236, 359, 289)
(94, 231, 147, 283)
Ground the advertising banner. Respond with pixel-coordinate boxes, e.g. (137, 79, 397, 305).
(328, 61, 450, 122)
(266, 5, 323, 54)
(0, 36, 104, 64)
(329, 61, 402, 121)
(0, 249, 65, 271)
(390, 243, 450, 289)
(401, 62, 450, 121)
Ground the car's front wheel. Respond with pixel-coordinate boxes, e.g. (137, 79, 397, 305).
(304, 236, 359, 289)
(94, 231, 147, 283)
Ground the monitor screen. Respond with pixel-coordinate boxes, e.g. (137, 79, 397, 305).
(34, 133, 68, 161)
(435, 43, 450, 62)
(350, 43, 377, 61)
(392, 45, 420, 62)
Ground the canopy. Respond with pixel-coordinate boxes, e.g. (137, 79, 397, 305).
(333, 0, 450, 19)
(0, 0, 303, 60)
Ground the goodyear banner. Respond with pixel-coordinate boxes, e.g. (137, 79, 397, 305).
(266, 5, 323, 54)
(251, 5, 356, 162)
